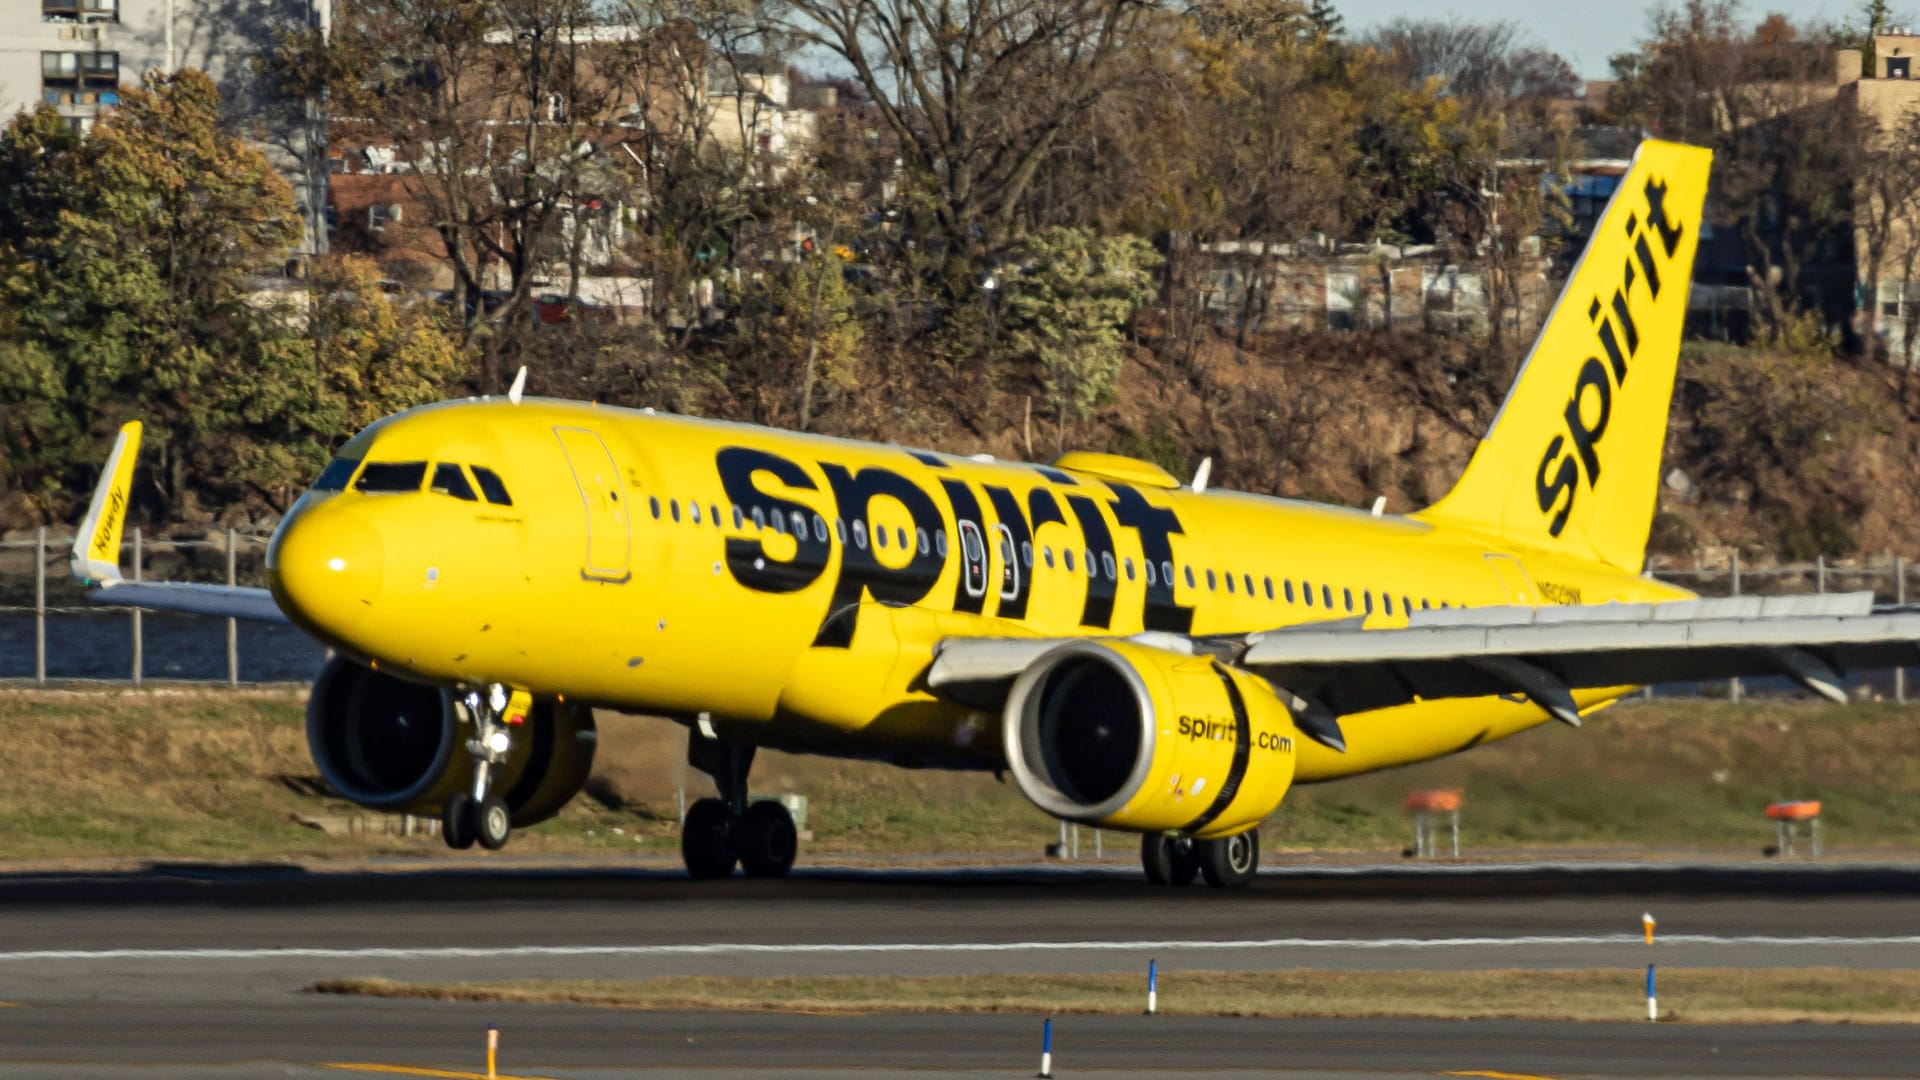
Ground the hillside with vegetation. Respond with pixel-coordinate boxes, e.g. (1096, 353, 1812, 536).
(0, 1, 1914, 566)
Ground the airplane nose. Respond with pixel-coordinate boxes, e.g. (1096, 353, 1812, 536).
(268, 509, 385, 644)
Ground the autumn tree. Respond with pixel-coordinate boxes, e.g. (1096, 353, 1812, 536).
(1611, 1, 1862, 340)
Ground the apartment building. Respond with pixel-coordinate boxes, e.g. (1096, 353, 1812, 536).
(7, 0, 331, 254)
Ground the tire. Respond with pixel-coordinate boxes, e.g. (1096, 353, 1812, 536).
(1198, 829, 1259, 889)
(681, 797, 738, 880)
(1141, 835, 1200, 887)
(735, 801, 798, 879)
(475, 795, 512, 851)
(442, 793, 476, 850)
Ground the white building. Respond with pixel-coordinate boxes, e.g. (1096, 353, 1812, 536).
(5, 0, 331, 254)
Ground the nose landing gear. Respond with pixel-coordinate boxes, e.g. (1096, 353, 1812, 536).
(681, 721, 798, 879)
(443, 684, 516, 851)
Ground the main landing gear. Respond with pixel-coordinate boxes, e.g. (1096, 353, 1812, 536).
(443, 684, 515, 852)
(1142, 829, 1259, 889)
(681, 721, 798, 880)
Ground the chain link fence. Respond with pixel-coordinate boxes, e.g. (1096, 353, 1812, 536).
(2, 531, 1915, 698)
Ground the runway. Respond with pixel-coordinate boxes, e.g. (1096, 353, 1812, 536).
(0, 859, 1916, 1076)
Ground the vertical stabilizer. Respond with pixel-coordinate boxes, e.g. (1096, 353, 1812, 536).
(1416, 140, 1712, 572)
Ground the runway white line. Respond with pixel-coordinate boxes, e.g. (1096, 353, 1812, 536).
(4, 934, 1920, 961)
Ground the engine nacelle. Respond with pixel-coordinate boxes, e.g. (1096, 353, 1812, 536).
(306, 656, 596, 826)
(1002, 640, 1298, 838)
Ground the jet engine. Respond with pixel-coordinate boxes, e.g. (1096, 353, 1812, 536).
(1002, 639, 1298, 838)
(306, 655, 596, 826)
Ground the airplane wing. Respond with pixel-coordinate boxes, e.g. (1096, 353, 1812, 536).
(927, 592, 1920, 751)
(70, 421, 290, 623)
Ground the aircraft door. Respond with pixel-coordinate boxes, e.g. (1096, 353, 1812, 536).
(957, 520, 988, 599)
(992, 522, 1020, 600)
(554, 426, 632, 583)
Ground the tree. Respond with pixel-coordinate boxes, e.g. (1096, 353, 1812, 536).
(0, 72, 305, 516)
(767, 0, 1157, 283)
(1001, 227, 1159, 437)
(1611, 1, 1862, 340)
(276, 0, 634, 384)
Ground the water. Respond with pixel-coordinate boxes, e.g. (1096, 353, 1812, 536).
(0, 612, 327, 683)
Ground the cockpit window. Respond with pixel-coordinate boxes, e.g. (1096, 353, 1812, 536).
(313, 457, 361, 492)
(470, 465, 513, 506)
(355, 461, 427, 493)
(431, 463, 477, 501)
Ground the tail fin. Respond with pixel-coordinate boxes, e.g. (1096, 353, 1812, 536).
(70, 420, 141, 586)
(1417, 140, 1711, 573)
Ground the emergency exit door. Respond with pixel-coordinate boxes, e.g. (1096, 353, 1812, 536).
(554, 426, 631, 582)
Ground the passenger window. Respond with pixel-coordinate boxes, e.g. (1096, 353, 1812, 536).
(710, 504, 721, 527)
(354, 461, 427, 493)
(1382, 594, 1393, 616)
(649, 496, 662, 520)
(876, 524, 889, 549)
(919, 529, 931, 555)
(1363, 592, 1373, 615)
(1304, 582, 1314, 607)
(670, 499, 681, 523)
(1145, 560, 1157, 586)
(1244, 573, 1255, 596)
(813, 515, 828, 542)
(1185, 566, 1197, 589)
(430, 463, 476, 501)
(690, 502, 702, 524)
(853, 520, 868, 549)
(1322, 585, 1333, 608)
(751, 507, 766, 529)
(732, 504, 745, 529)
(937, 530, 949, 556)
(770, 511, 785, 535)
(314, 457, 361, 492)
(1043, 546, 1055, 568)
(1403, 595, 1413, 614)
(1022, 541, 1033, 568)
(897, 526, 908, 550)
(1064, 549, 1077, 572)
(1101, 551, 1116, 580)
(1225, 572, 1235, 595)
(1343, 588, 1353, 612)
(471, 465, 513, 506)
(1284, 580, 1295, 603)
(1263, 576, 1274, 600)
(1206, 569, 1217, 591)
(1124, 557, 1136, 581)
(1085, 550, 1097, 577)
(1162, 560, 1174, 585)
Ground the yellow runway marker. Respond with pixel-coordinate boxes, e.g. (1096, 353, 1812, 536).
(1444, 1071, 1568, 1080)
(322, 1064, 562, 1080)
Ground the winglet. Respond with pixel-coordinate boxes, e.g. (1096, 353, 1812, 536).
(70, 421, 141, 587)
(508, 365, 528, 405)
(1191, 457, 1212, 493)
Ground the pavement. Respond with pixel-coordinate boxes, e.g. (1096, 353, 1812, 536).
(0, 858, 1916, 1077)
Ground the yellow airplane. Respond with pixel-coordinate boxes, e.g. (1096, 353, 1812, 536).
(69, 140, 1920, 886)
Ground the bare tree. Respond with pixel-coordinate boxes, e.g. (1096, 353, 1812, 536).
(766, 0, 1158, 280)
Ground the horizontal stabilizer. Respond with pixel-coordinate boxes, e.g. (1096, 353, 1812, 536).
(88, 582, 288, 623)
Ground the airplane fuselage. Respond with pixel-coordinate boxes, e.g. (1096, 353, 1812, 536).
(266, 397, 1693, 784)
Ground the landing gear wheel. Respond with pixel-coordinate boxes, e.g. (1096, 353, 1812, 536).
(682, 797, 738, 880)
(442, 793, 476, 850)
(735, 801, 798, 879)
(1141, 835, 1201, 887)
(475, 795, 512, 851)
(1198, 830, 1259, 889)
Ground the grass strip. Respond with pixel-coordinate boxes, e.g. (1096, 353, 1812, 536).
(313, 968, 1920, 1024)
